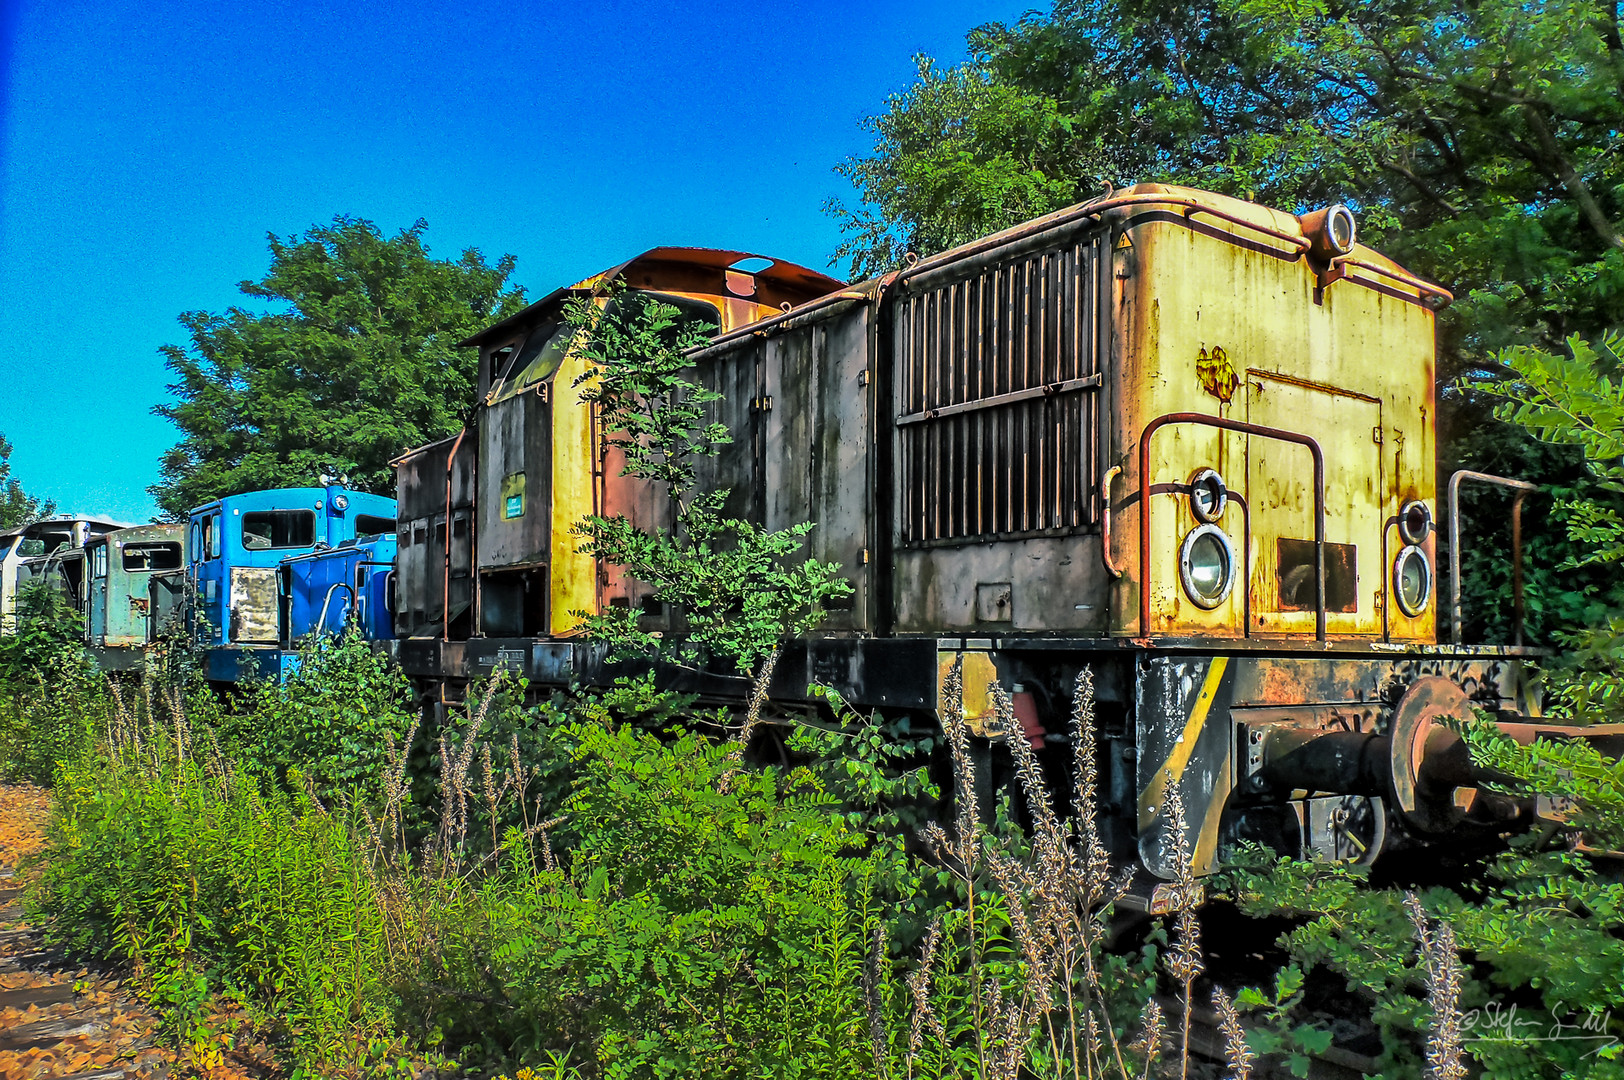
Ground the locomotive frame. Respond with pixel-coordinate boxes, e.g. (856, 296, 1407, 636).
(385, 184, 1624, 881)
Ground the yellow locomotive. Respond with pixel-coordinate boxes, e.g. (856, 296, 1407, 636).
(397, 185, 1624, 880)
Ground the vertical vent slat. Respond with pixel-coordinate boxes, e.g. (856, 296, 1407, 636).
(900, 234, 1104, 545)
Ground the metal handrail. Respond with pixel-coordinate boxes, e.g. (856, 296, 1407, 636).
(1101, 466, 1124, 578)
(315, 582, 357, 638)
(1139, 413, 1327, 640)
(1447, 470, 1538, 645)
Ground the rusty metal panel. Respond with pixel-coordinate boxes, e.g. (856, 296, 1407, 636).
(693, 344, 763, 525)
(478, 391, 551, 570)
(891, 537, 1109, 633)
(1247, 375, 1383, 637)
(230, 566, 278, 644)
(97, 524, 185, 647)
(759, 300, 876, 630)
(895, 232, 1108, 545)
(1105, 185, 1439, 644)
(393, 433, 474, 637)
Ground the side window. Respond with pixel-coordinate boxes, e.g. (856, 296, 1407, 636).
(190, 522, 201, 563)
(90, 545, 108, 580)
(208, 516, 222, 560)
(355, 514, 395, 537)
(123, 543, 182, 572)
(241, 510, 315, 550)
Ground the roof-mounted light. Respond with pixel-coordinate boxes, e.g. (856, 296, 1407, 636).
(1299, 204, 1357, 259)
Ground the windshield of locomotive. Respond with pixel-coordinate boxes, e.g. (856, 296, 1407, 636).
(491, 321, 572, 403)
(602, 290, 719, 346)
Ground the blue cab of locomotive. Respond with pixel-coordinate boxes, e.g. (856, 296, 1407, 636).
(279, 532, 397, 645)
(187, 485, 397, 682)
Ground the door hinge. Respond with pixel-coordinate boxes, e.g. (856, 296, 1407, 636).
(1372, 426, 1384, 444)
(751, 395, 774, 412)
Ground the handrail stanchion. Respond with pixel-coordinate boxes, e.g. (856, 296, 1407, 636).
(1447, 470, 1538, 645)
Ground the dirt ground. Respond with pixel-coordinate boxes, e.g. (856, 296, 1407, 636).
(0, 783, 278, 1080)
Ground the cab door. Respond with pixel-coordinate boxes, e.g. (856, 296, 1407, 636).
(1246, 372, 1383, 637)
(87, 542, 109, 644)
(191, 512, 225, 646)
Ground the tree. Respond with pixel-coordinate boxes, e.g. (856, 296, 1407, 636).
(0, 432, 56, 529)
(151, 216, 527, 519)
(563, 291, 852, 684)
(831, 0, 1624, 358)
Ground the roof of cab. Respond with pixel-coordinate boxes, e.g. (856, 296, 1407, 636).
(460, 247, 845, 348)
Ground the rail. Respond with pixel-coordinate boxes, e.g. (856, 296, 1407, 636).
(1139, 414, 1327, 640)
(1447, 470, 1538, 645)
(315, 582, 357, 638)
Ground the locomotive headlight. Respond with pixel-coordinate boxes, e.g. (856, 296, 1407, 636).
(332, 494, 349, 512)
(1393, 545, 1432, 617)
(1180, 524, 1237, 609)
(1299, 203, 1358, 259)
(1398, 499, 1431, 545)
(1189, 468, 1228, 524)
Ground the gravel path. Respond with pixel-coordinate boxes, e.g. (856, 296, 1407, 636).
(0, 784, 277, 1080)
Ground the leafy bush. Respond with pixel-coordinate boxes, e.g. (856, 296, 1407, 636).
(483, 722, 878, 1079)
(38, 733, 401, 1071)
(217, 628, 418, 801)
(0, 583, 110, 783)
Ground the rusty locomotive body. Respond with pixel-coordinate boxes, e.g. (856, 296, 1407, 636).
(395, 186, 1619, 880)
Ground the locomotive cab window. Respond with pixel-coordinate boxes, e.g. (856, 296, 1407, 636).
(601, 291, 720, 345)
(123, 543, 181, 572)
(355, 514, 395, 538)
(242, 510, 315, 551)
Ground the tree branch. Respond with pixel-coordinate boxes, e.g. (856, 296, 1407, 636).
(1520, 103, 1624, 251)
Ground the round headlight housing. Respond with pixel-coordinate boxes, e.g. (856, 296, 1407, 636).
(1398, 500, 1431, 546)
(332, 494, 350, 512)
(1393, 545, 1432, 617)
(1180, 524, 1237, 609)
(1189, 468, 1228, 524)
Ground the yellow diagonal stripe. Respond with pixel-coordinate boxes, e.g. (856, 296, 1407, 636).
(1139, 656, 1229, 830)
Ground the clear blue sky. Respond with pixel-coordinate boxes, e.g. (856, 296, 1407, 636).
(0, 0, 1033, 523)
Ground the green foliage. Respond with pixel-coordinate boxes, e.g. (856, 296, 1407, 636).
(564, 290, 852, 676)
(1233, 967, 1336, 1079)
(485, 722, 881, 1079)
(39, 742, 400, 1072)
(0, 431, 56, 528)
(151, 215, 527, 519)
(0, 583, 104, 783)
(1466, 333, 1624, 701)
(216, 627, 417, 801)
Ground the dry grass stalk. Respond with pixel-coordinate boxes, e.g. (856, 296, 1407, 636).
(1162, 779, 1203, 1080)
(434, 674, 504, 868)
(906, 914, 948, 1060)
(1404, 892, 1467, 1080)
(906, 662, 1157, 1080)
(734, 646, 782, 752)
(1211, 987, 1254, 1080)
(865, 922, 890, 1078)
(1131, 998, 1165, 1080)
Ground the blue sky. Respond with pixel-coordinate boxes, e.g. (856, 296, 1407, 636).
(0, 0, 1034, 522)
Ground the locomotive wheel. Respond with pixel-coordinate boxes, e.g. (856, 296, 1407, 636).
(1324, 794, 1387, 866)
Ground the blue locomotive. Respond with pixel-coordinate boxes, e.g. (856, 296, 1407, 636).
(278, 532, 398, 647)
(187, 485, 396, 682)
